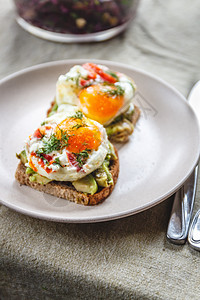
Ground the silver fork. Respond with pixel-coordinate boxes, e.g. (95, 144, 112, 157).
(188, 209, 200, 251)
(167, 166, 198, 244)
(167, 80, 200, 246)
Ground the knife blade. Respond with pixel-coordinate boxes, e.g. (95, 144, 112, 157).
(167, 81, 200, 244)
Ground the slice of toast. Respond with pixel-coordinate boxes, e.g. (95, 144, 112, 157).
(15, 149, 119, 206)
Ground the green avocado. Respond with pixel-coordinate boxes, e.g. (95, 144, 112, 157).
(16, 150, 27, 165)
(95, 169, 109, 187)
(107, 141, 117, 160)
(26, 167, 52, 185)
(106, 119, 134, 142)
(26, 167, 35, 175)
(123, 102, 135, 121)
(72, 174, 98, 195)
(105, 103, 135, 142)
(29, 173, 52, 185)
(94, 160, 113, 188)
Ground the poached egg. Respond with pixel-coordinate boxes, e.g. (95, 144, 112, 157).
(56, 63, 136, 125)
(25, 111, 109, 182)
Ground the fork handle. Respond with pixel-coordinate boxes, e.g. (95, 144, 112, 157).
(167, 165, 199, 244)
(188, 209, 200, 251)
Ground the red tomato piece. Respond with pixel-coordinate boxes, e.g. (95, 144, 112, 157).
(82, 63, 117, 83)
(33, 128, 43, 139)
(43, 154, 53, 162)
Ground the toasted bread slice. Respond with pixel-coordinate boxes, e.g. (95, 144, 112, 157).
(15, 149, 119, 206)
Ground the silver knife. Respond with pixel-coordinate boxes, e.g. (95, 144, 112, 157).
(167, 80, 200, 245)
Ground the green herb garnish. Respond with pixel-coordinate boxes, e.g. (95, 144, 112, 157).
(102, 85, 125, 97)
(36, 129, 69, 155)
(72, 124, 83, 130)
(106, 70, 119, 81)
(36, 152, 50, 164)
(71, 111, 83, 120)
(37, 134, 61, 155)
(67, 74, 81, 87)
(74, 149, 91, 167)
(53, 157, 63, 167)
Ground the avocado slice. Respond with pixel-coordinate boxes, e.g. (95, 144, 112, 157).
(95, 169, 109, 187)
(106, 119, 134, 142)
(26, 167, 35, 175)
(72, 174, 98, 195)
(105, 103, 135, 142)
(26, 167, 52, 184)
(94, 160, 113, 187)
(123, 103, 135, 121)
(29, 173, 52, 185)
(107, 141, 117, 160)
(16, 150, 28, 165)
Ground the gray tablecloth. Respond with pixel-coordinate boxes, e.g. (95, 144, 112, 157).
(1, 1, 200, 299)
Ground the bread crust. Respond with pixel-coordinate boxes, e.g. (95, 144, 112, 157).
(15, 150, 119, 206)
(131, 105, 140, 126)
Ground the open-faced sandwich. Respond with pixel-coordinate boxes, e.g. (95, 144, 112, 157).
(15, 108, 119, 205)
(16, 62, 140, 205)
(48, 63, 140, 142)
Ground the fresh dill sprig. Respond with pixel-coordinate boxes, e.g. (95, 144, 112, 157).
(53, 157, 63, 167)
(72, 124, 83, 130)
(100, 84, 125, 97)
(104, 85, 124, 97)
(73, 149, 91, 167)
(36, 129, 69, 155)
(71, 111, 83, 120)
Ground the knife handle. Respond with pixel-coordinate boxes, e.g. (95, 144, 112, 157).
(188, 209, 200, 251)
(167, 165, 198, 244)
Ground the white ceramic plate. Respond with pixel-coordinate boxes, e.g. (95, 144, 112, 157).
(0, 60, 200, 223)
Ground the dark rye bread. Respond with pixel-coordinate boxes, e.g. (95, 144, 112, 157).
(15, 149, 119, 206)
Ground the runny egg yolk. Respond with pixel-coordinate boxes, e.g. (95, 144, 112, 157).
(78, 84, 124, 125)
(56, 117, 102, 153)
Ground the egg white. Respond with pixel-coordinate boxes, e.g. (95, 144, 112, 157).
(56, 65, 89, 106)
(25, 113, 109, 182)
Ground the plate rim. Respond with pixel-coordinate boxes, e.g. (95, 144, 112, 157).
(1, 59, 200, 223)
